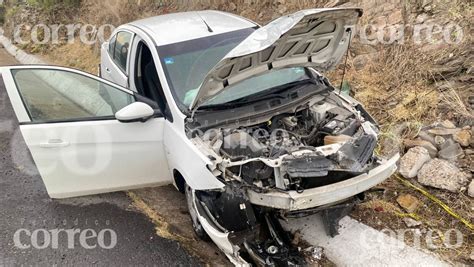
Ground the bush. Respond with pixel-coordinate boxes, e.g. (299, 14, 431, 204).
(26, 0, 81, 11)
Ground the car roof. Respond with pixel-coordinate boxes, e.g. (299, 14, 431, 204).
(128, 10, 257, 46)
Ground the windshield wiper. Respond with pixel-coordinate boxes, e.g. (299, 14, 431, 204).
(198, 79, 311, 110)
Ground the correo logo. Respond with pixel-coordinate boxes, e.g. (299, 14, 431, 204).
(13, 228, 117, 249)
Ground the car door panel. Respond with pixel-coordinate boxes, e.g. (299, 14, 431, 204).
(101, 44, 128, 88)
(100, 42, 115, 81)
(20, 119, 170, 198)
(100, 31, 134, 87)
(1, 66, 172, 198)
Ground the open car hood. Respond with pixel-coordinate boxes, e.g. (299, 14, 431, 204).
(190, 8, 363, 111)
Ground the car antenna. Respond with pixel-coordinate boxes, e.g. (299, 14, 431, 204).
(197, 12, 213, 33)
(339, 28, 352, 95)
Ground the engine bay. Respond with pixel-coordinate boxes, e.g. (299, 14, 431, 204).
(189, 90, 380, 192)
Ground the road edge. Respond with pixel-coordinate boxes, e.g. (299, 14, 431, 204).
(0, 27, 46, 64)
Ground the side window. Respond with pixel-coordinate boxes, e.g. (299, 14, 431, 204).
(11, 69, 135, 123)
(108, 34, 117, 57)
(113, 31, 132, 72)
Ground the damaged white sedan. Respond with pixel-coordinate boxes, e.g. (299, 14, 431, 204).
(2, 8, 398, 266)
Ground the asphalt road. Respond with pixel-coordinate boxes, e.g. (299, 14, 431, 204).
(0, 49, 198, 265)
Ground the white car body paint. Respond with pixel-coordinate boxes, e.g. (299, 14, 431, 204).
(246, 154, 399, 210)
(129, 10, 257, 46)
(115, 102, 154, 122)
(100, 29, 135, 87)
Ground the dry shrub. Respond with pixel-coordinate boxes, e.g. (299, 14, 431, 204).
(43, 41, 99, 74)
(346, 44, 444, 125)
(80, 0, 332, 27)
(439, 87, 473, 119)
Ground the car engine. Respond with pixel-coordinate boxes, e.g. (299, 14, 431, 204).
(191, 91, 380, 192)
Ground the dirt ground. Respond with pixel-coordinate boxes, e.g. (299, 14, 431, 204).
(128, 186, 232, 265)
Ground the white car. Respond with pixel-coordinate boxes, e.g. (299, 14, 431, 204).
(2, 8, 398, 265)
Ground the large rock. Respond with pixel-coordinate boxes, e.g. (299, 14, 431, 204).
(440, 120, 456, 129)
(399, 146, 431, 178)
(418, 159, 469, 192)
(403, 139, 437, 158)
(417, 131, 436, 146)
(439, 138, 455, 150)
(468, 180, 474, 198)
(453, 129, 471, 147)
(427, 127, 461, 136)
(438, 143, 464, 161)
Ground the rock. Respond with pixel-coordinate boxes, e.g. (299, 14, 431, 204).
(438, 143, 464, 160)
(468, 180, 474, 198)
(381, 122, 408, 157)
(440, 120, 456, 129)
(439, 138, 455, 150)
(427, 127, 461, 136)
(402, 217, 422, 227)
(428, 127, 461, 135)
(453, 129, 471, 147)
(434, 136, 445, 147)
(399, 147, 431, 178)
(465, 149, 474, 155)
(397, 194, 421, 213)
(418, 159, 469, 192)
(417, 131, 436, 146)
(403, 139, 438, 158)
(353, 54, 371, 71)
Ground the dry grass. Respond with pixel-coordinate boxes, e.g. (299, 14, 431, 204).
(438, 87, 473, 119)
(42, 41, 100, 74)
(342, 44, 445, 125)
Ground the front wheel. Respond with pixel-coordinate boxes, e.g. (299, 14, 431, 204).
(185, 184, 210, 241)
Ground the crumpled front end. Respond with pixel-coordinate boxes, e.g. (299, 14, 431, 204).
(190, 89, 395, 211)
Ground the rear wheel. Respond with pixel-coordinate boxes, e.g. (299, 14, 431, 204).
(185, 184, 210, 241)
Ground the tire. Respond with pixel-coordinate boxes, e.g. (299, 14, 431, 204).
(185, 184, 210, 241)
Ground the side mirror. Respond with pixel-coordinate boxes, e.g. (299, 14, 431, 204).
(115, 102, 154, 123)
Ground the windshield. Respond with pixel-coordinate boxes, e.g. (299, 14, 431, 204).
(157, 28, 255, 110)
(203, 67, 310, 106)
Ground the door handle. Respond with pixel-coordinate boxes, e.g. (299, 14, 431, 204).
(39, 139, 70, 148)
